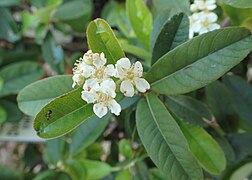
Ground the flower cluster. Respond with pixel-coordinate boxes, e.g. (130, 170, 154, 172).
(189, 0, 220, 39)
(72, 50, 150, 118)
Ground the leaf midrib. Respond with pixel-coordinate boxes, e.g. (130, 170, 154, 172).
(145, 95, 189, 178)
(151, 33, 250, 86)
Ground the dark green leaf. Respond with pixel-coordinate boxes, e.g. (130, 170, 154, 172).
(33, 170, 71, 180)
(0, 100, 22, 122)
(227, 133, 252, 163)
(0, 8, 20, 42)
(34, 88, 93, 138)
(0, 165, 22, 180)
(70, 114, 111, 156)
(151, 13, 189, 64)
(0, 61, 44, 97)
(17, 75, 73, 117)
(0, 106, 7, 126)
(43, 136, 65, 164)
(136, 93, 203, 179)
(87, 18, 125, 64)
(166, 95, 213, 127)
(178, 121, 226, 174)
(150, 168, 167, 180)
(205, 80, 239, 133)
(42, 32, 65, 74)
(146, 28, 252, 95)
(223, 75, 252, 128)
(126, 0, 152, 50)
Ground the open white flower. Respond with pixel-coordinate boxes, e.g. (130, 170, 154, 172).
(194, 0, 217, 11)
(115, 58, 150, 97)
(81, 79, 121, 118)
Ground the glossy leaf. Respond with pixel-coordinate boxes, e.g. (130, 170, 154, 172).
(17, 75, 73, 117)
(126, 0, 152, 50)
(136, 93, 203, 179)
(166, 95, 213, 127)
(34, 88, 93, 138)
(178, 121, 226, 174)
(205, 81, 239, 133)
(87, 18, 125, 64)
(223, 75, 252, 128)
(146, 28, 252, 95)
(0, 61, 44, 97)
(70, 114, 111, 156)
(0, 8, 20, 42)
(151, 13, 189, 64)
(42, 32, 65, 74)
(218, 0, 252, 8)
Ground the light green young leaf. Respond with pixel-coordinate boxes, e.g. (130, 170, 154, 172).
(70, 114, 111, 156)
(83, 159, 111, 179)
(42, 32, 65, 74)
(87, 18, 125, 64)
(178, 121, 226, 174)
(230, 162, 252, 180)
(65, 159, 87, 180)
(166, 95, 213, 127)
(17, 75, 73, 117)
(136, 93, 203, 179)
(34, 88, 93, 138)
(151, 13, 189, 64)
(126, 0, 152, 50)
(146, 28, 252, 95)
(0, 61, 45, 97)
(223, 75, 252, 128)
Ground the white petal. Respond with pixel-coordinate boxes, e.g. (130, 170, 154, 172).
(115, 65, 127, 79)
(120, 80, 135, 97)
(93, 53, 106, 68)
(190, 4, 198, 12)
(206, 12, 218, 22)
(105, 64, 116, 77)
(208, 23, 220, 31)
(79, 64, 95, 78)
(108, 99, 121, 116)
(93, 102, 108, 118)
(72, 74, 84, 87)
(116, 58, 131, 70)
(83, 78, 99, 92)
(83, 50, 93, 65)
(206, 4, 216, 10)
(134, 61, 143, 77)
(81, 91, 98, 103)
(134, 77, 150, 93)
(100, 79, 116, 98)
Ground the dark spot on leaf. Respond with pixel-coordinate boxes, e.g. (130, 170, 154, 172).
(46, 110, 52, 121)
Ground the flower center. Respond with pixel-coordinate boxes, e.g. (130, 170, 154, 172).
(97, 93, 111, 103)
(201, 19, 210, 27)
(95, 68, 105, 79)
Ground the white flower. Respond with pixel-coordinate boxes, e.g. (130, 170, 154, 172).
(194, 0, 217, 11)
(81, 79, 121, 118)
(115, 58, 150, 97)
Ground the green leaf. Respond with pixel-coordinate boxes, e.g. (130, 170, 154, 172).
(115, 169, 131, 180)
(0, 0, 20, 7)
(33, 170, 71, 180)
(43, 136, 65, 164)
(136, 93, 203, 179)
(34, 88, 93, 138)
(178, 121, 226, 174)
(17, 75, 73, 117)
(54, 0, 92, 32)
(0, 61, 45, 97)
(227, 133, 252, 163)
(205, 80, 239, 133)
(0, 100, 22, 122)
(83, 159, 111, 179)
(151, 0, 190, 18)
(126, 0, 152, 50)
(146, 27, 252, 95)
(151, 13, 189, 64)
(0, 165, 22, 180)
(65, 159, 87, 180)
(223, 75, 252, 128)
(218, 0, 252, 8)
(87, 18, 125, 64)
(230, 162, 252, 180)
(0, 106, 7, 126)
(166, 95, 213, 127)
(70, 114, 111, 156)
(119, 139, 133, 159)
(42, 32, 65, 74)
(0, 7, 20, 42)
(21, 12, 39, 33)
